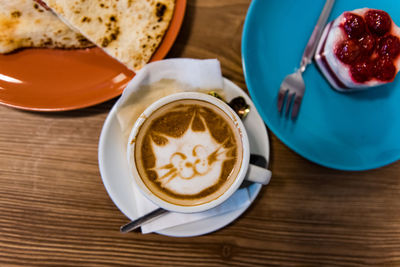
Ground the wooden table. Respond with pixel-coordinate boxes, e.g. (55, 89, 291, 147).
(1, 1, 400, 266)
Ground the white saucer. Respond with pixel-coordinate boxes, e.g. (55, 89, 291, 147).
(98, 78, 270, 237)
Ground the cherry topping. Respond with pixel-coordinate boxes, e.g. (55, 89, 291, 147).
(343, 12, 366, 39)
(350, 61, 374, 83)
(365, 9, 392, 36)
(333, 9, 399, 84)
(358, 34, 375, 56)
(335, 39, 361, 64)
(377, 35, 400, 59)
(373, 57, 396, 81)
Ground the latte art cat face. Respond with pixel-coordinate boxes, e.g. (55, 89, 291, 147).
(149, 112, 234, 195)
(133, 99, 243, 207)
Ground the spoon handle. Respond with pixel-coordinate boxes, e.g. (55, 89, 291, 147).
(120, 208, 168, 233)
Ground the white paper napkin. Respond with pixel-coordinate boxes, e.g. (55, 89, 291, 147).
(115, 58, 251, 234)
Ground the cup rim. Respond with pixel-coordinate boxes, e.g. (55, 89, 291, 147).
(127, 92, 250, 213)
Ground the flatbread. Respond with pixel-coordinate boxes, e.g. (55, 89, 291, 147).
(0, 0, 93, 54)
(42, 0, 175, 71)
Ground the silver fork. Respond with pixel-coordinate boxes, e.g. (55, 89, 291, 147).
(277, 0, 335, 119)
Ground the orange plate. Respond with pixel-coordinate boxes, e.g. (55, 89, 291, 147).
(0, 0, 186, 111)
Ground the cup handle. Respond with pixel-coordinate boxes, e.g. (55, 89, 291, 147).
(245, 164, 272, 185)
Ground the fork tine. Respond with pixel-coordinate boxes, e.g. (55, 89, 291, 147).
(285, 92, 294, 116)
(277, 89, 287, 113)
(291, 94, 303, 119)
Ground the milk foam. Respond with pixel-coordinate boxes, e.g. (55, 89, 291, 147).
(150, 114, 231, 195)
(134, 99, 242, 206)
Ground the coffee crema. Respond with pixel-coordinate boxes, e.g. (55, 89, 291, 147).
(133, 99, 243, 206)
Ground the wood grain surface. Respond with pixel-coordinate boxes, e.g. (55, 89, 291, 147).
(1, 0, 400, 266)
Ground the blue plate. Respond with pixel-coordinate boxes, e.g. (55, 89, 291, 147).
(242, 0, 400, 171)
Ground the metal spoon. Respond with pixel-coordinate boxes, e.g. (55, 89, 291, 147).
(120, 207, 167, 233)
(228, 96, 250, 119)
(208, 91, 250, 119)
(120, 92, 252, 233)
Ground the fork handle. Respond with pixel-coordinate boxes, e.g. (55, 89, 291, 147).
(300, 0, 335, 72)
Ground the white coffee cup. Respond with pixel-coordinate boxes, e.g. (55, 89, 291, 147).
(127, 92, 271, 213)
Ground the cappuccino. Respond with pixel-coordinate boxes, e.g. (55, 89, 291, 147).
(133, 99, 243, 207)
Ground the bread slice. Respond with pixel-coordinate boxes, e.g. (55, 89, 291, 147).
(0, 0, 93, 54)
(42, 0, 175, 71)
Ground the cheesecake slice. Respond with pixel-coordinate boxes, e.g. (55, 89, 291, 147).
(315, 8, 400, 92)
